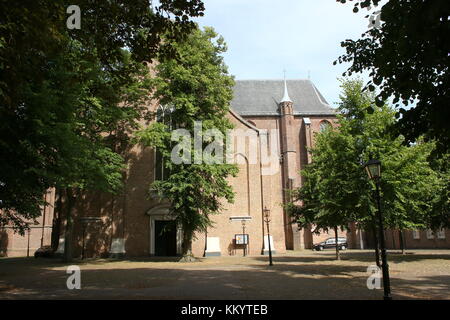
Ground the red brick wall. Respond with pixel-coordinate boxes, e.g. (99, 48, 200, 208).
(1, 189, 55, 257)
(384, 229, 450, 250)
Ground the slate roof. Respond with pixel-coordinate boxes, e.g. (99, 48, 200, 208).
(230, 80, 335, 116)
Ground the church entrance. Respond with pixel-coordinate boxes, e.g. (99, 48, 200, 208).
(154, 220, 177, 256)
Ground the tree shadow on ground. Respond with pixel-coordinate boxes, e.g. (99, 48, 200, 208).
(251, 250, 450, 265)
(0, 257, 449, 300)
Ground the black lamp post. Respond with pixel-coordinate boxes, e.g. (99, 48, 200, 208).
(364, 159, 392, 300)
(241, 220, 247, 257)
(263, 207, 273, 266)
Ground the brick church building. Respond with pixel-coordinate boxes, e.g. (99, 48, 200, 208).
(2, 79, 449, 257)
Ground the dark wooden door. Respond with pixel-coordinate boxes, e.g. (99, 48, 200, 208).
(155, 220, 177, 256)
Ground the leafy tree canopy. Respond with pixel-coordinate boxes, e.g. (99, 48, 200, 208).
(336, 0, 450, 154)
(289, 79, 448, 246)
(0, 1, 204, 233)
(137, 26, 238, 259)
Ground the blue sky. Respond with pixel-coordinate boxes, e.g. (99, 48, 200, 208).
(195, 0, 375, 108)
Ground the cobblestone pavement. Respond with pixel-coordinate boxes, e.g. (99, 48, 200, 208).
(0, 250, 449, 299)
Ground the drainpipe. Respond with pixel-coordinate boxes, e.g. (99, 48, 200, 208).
(258, 130, 266, 254)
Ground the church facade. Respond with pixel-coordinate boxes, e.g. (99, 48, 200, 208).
(2, 79, 449, 258)
(67, 79, 336, 258)
(67, 80, 338, 256)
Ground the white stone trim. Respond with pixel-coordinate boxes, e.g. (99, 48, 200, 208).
(110, 238, 126, 254)
(147, 205, 182, 256)
(437, 229, 446, 239)
(262, 235, 275, 253)
(205, 237, 221, 256)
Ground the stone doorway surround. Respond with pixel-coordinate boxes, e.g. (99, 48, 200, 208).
(146, 204, 182, 256)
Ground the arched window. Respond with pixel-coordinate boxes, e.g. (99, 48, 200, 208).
(156, 105, 164, 122)
(156, 104, 174, 127)
(154, 105, 173, 181)
(319, 120, 331, 132)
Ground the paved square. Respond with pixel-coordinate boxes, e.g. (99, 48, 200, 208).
(0, 250, 449, 299)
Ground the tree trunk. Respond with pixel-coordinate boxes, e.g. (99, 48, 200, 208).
(334, 226, 340, 261)
(391, 230, 396, 249)
(180, 228, 196, 262)
(51, 189, 63, 251)
(63, 188, 76, 263)
(372, 223, 381, 267)
(399, 229, 405, 254)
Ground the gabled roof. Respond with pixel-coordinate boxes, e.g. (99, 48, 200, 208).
(230, 79, 336, 116)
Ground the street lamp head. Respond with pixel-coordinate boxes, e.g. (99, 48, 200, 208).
(364, 159, 381, 180)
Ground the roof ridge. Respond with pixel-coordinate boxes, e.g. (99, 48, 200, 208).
(231, 79, 335, 116)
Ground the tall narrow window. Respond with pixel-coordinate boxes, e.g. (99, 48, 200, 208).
(437, 229, 446, 239)
(412, 230, 420, 240)
(426, 229, 434, 239)
(154, 105, 173, 181)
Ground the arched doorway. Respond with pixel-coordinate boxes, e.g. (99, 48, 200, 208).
(146, 205, 182, 256)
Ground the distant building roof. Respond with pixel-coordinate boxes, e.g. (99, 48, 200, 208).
(230, 79, 336, 116)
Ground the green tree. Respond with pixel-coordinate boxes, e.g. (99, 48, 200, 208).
(0, 1, 204, 234)
(336, 0, 450, 154)
(426, 152, 450, 231)
(380, 141, 441, 253)
(137, 27, 238, 261)
(289, 79, 444, 259)
(55, 43, 154, 262)
(288, 120, 370, 260)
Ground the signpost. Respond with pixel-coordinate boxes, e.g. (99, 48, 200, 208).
(230, 216, 251, 256)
